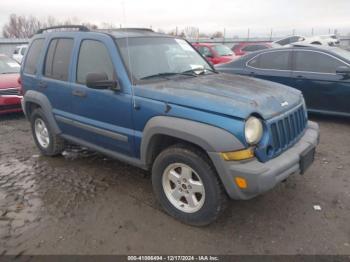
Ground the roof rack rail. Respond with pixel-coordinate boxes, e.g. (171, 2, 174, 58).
(98, 28, 154, 32)
(36, 25, 90, 34)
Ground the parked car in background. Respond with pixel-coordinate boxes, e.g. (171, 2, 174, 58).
(274, 35, 339, 47)
(217, 44, 350, 117)
(0, 54, 22, 114)
(231, 42, 274, 56)
(274, 35, 306, 46)
(21, 26, 319, 226)
(12, 45, 28, 64)
(192, 43, 236, 64)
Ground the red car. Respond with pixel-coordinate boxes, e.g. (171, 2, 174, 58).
(192, 43, 237, 65)
(0, 54, 22, 114)
(232, 42, 273, 57)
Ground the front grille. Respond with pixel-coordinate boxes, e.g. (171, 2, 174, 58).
(0, 88, 20, 96)
(268, 104, 307, 157)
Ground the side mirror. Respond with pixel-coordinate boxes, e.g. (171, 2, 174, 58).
(336, 66, 350, 76)
(86, 72, 119, 91)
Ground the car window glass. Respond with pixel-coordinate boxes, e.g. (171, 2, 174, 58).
(76, 40, 114, 84)
(21, 47, 27, 55)
(248, 51, 290, 70)
(44, 38, 73, 81)
(23, 39, 45, 75)
(198, 46, 212, 57)
(294, 51, 346, 73)
(0, 56, 20, 74)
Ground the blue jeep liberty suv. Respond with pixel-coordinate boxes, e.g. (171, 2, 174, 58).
(21, 26, 320, 225)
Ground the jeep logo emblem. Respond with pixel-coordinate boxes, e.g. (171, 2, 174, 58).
(281, 101, 289, 107)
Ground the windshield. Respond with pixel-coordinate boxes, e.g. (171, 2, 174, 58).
(115, 37, 212, 81)
(0, 56, 20, 74)
(332, 47, 350, 61)
(212, 45, 233, 56)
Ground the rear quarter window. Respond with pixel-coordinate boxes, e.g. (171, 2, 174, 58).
(23, 39, 45, 75)
(248, 51, 291, 70)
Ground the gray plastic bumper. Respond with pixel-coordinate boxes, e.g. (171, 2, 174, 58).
(209, 121, 320, 200)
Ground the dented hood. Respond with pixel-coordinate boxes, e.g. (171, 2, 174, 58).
(134, 73, 302, 120)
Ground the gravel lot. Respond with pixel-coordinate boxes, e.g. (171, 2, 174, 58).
(0, 113, 349, 255)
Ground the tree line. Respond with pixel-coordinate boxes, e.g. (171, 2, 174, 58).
(1, 14, 224, 39)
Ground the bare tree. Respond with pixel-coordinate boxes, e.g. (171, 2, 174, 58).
(183, 26, 199, 39)
(2, 14, 98, 38)
(2, 14, 43, 38)
(212, 31, 223, 38)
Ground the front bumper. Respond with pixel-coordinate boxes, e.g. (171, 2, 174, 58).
(209, 121, 320, 200)
(0, 96, 23, 114)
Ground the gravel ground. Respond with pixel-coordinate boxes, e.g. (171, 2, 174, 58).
(0, 113, 349, 255)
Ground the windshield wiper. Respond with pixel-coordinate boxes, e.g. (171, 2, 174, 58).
(140, 72, 197, 80)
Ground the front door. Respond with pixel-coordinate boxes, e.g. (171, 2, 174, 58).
(291, 50, 350, 114)
(69, 36, 134, 156)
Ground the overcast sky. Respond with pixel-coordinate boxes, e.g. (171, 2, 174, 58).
(1, 0, 350, 37)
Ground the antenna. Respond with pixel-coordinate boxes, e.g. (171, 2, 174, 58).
(122, 1, 137, 109)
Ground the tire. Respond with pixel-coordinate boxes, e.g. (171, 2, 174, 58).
(30, 108, 65, 156)
(152, 144, 227, 226)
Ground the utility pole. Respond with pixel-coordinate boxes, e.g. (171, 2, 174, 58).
(223, 28, 226, 43)
(292, 29, 295, 36)
(247, 28, 250, 41)
(311, 28, 314, 36)
(176, 26, 178, 36)
(269, 28, 273, 41)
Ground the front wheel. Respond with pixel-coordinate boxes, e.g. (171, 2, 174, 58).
(152, 144, 227, 226)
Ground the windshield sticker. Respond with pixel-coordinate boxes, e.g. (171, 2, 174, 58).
(175, 39, 193, 51)
(7, 62, 20, 68)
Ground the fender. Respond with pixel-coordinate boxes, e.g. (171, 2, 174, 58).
(140, 116, 245, 164)
(22, 90, 61, 135)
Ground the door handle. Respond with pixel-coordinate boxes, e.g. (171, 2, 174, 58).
(72, 90, 86, 97)
(249, 71, 256, 76)
(38, 81, 47, 88)
(296, 75, 304, 79)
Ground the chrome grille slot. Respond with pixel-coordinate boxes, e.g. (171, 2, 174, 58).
(269, 104, 307, 156)
(0, 88, 20, 96)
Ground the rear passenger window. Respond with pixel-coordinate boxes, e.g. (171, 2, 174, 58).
(248, 51, 290, 70)
(44, 38, 73, 81)
(23, 39, 44, 75)
(76, 40, 114, 84)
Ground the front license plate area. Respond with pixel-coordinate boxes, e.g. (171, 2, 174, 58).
(300, 147, 315, 174)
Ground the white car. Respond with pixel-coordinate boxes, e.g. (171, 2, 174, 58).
(12, 45, 28, 64)
(274, 35, 339, 47)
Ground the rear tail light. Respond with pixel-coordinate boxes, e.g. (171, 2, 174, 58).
(18, 77, 24, 96)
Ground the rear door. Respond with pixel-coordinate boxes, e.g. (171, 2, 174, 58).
(22, 39, 45, 94)
(40, 38, 75, 134)
(69, 35, 134, 156)
(291, 50, 350, 114)
(246, 50, 294, 87)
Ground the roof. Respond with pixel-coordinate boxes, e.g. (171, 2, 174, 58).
(34, 26, 170, 39)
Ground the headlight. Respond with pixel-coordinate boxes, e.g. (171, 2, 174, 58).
(245, 116, 263, 145)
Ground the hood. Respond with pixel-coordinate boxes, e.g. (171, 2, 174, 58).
(134, 73, 302, 120)
(0, 73, 20, 89)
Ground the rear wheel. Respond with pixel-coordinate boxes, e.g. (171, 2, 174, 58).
(152, 144, 227, 226)
(30, 108, 65, 156)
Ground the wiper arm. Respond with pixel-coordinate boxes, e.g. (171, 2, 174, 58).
(140, 72, 197, 80)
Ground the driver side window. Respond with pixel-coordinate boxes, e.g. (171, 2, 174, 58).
(76, 40, 115, 84)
